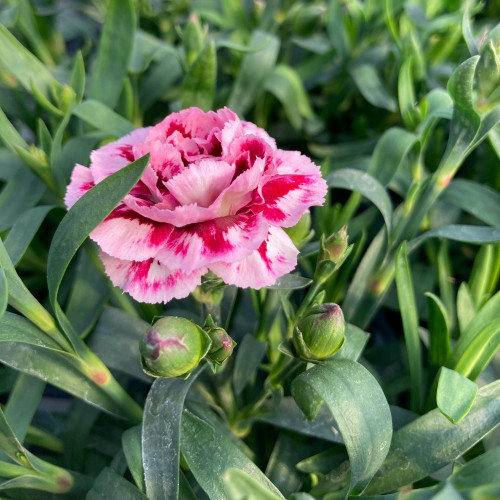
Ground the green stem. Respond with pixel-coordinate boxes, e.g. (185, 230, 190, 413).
(202, 301, 222, 325)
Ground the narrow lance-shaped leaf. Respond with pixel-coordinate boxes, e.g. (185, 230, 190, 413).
(425, 293, 450, 367)
(0, 24, 60, 97)
(456, 282, 476, 334)
(4, 374, 45, 443)
(395, 242, 423, 412)
(142, 370, 202, 500)
(46, 154, 149, 356)
(408, 225, 500, 254)
(227, 30, 280, 115)
(122, 426, 145, 492)
(0, 268, 7, 320)
(73, 100, 135, 137)
(441, 179, 500, 228)
(4, 206, 56, 266)
(446, 291, 500, 378)
(88, 0, 136, 108)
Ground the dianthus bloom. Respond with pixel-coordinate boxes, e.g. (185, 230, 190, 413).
(65, 107, 327, 303)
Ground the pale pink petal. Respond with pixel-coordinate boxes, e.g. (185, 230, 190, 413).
(90, 207, 173, 261)
(90, 127, 152, 183)
(210, 227, 298, 289)
(273, 149, 321, 176)
(211, 157, 265, 216)
(100, 253, 205, 303)
(156, 214, 269, 274)
(216, 107, 239, 124)
(123, 196, 218, 226)
(221, 119, 276, 158)
(166, 159, 235, 208)
(64, 164, 95, 209)
(132, 140, 184, 182)
(146, 108, 209, 139)
(241, 121, 276, 149)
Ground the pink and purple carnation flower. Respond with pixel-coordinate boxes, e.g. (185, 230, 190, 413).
(65, 107, 327, 303)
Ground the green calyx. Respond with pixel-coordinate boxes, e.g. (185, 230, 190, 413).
(140, 317, 212, 378)
(293, 303, 346, 361)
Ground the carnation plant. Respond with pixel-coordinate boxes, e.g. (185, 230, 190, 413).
(0, 1, 499, 499)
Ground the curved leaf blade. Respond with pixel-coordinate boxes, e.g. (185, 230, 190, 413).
(326, 168, 393, 234)
(408, 225, 500, 253)
(142, 372, 201, 500)
(181, 411, 285, 499)
(224, 468, 282, 500)
(291, 359, 392, 496)
(441, 179, 500, 227)
(365, 380, 500, 495)
(437, 367, 478, 424)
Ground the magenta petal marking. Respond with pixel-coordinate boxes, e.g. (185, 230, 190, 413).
(210, 227, 298, 289)
(100, 252, 206, 304)
(133, 140, 184, 182)
(261, 173, 327, 227)
(64, 164, 95, 209)
(156, 214, 269, 274)
(90, 208, 173, 261)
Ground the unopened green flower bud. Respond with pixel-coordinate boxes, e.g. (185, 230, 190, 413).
(293, 304, 345, 361)
(206, 327, 235, 364)
(140, 317, 211, 378)
(324, 226, 349, 263)
(184, 14, 205, 66)
(192, 271, 225, 306)
(315, 227, 352, 283)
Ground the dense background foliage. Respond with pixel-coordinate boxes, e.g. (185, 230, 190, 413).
(0, 0, 499, 498)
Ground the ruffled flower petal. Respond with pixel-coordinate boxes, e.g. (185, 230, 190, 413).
(211, 157, 265, 216)
(123, 196, 218, 226)
(90, 207, 173, 261)
(64, 164, 95, 209)
(258, 151, 327, 227)
(156, 214, 269, 274)
(133, 140, 184, 182)
(90, 127, 152, 183)
(166, 159, 235, 208)
(210, 227, 298, 289)
(101, 253, 206, 304)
